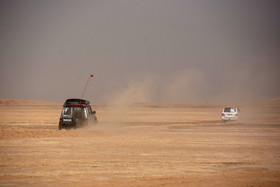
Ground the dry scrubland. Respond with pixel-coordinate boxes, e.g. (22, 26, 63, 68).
(0, 98, 280, 186)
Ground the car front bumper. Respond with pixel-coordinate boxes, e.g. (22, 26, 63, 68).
(221, 116, 238, 121)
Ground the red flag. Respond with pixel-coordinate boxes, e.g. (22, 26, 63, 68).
(90, 74, 94, 77)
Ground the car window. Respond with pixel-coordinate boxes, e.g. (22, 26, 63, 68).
(63, 107, 71, 115)
(84, 108, 88, 118)
(224, 108, 231, 112)
(224, 107, 237, 112)
(88, 105, 92, 113)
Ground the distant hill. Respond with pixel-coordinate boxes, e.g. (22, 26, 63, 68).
(266, 97, 280, 104)
(0, 98, 59, 106)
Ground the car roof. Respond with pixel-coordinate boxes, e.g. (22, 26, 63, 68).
(64, 98, 90, 107)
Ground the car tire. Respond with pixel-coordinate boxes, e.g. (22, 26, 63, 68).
(94, 117, 98, 123)
(59, 124, 63, 130)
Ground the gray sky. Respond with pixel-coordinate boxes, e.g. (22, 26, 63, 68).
(1, 0, 280, 104)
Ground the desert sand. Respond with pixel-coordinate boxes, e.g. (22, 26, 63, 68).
(0, 98, 280, 186)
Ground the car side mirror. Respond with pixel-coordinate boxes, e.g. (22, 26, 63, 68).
(92, 111, 96, 114)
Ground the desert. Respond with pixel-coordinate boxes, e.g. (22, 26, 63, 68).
(1, 1, 280, 186)
(0, 98, 280, 186)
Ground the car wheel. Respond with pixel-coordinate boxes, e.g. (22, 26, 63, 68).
(59, 124, 63, 130)
(94, 116, 98, 123)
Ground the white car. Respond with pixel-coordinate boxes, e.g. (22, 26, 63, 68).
(221, 107, 239, 121)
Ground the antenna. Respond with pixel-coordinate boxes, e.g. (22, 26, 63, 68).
(81, 74, 94, 99)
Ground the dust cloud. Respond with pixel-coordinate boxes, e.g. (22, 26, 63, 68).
(102, 48, 280, 106)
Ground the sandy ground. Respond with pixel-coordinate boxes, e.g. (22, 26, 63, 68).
(0, 98, 280, 186)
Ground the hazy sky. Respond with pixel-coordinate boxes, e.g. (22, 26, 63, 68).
(1, 0, 280, 104)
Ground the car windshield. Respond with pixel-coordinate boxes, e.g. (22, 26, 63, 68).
(224, 108, 236, 112)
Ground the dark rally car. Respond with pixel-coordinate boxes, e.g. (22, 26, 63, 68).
(59, 98, 97, 130)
